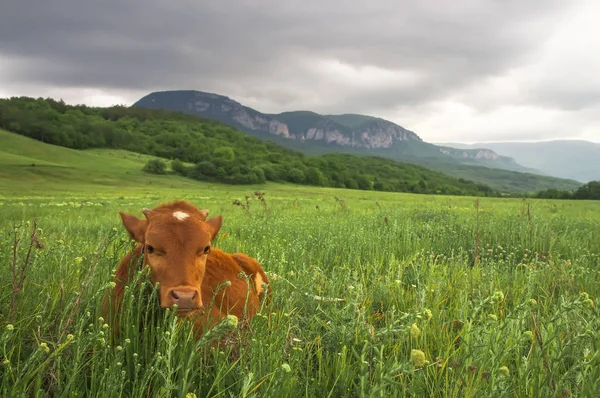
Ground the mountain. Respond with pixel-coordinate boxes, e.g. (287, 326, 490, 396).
(437, 141, 600, 183)
(132, 90, 582, 193)
(134, 90, 518, 166)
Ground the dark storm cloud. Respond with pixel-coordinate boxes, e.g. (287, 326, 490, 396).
(0, 0, 573, 113)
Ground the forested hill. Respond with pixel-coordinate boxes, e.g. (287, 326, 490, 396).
(0, 96, 500, 196)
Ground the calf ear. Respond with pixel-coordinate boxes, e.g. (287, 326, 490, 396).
(119, 211, 148, 242)
(205, 215, 223, 241)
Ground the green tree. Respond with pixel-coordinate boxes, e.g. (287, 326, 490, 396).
(305, 167, 327, 186)
(171, 159, 187, 176)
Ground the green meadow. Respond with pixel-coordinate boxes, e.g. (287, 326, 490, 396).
(1, 130, 599, 397)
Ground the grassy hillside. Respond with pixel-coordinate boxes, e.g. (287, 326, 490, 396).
(0, 129, 203, 196)
(0, 97, 499, 197)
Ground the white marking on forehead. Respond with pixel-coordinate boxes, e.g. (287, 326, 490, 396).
(172, 211, 190, 221)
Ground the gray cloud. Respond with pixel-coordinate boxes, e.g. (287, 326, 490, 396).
(0, 0, 598, 142)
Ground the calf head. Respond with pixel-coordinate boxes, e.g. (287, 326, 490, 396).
(118, 201, 222, 313)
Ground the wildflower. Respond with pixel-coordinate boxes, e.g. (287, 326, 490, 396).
(116, 362, 122, 367)
(98, 317, 104, 323)
(529, 299, 537, 306)
(125, 338, 131, 344)
(223, 280, 232, 287)
(523, 331, 534, 341)
(492, 291, 504, 303)
(66, 334, 74, 341)
(109, 282, 116, 288)
(226, 314, 239, 329)
(2, 359, 10, 366)
(585, 299, 594, 308)
(410, 349, 427, 367)
(165, 331, 170, 336)
(116, 346, 123, 351)
(424, 309, 433, 321)
(39, 343, 50, 353)
(281, 363, 292, 373)
(102, 323, 109, 329)
(186, 393, 197, 398)
(488, 314, 498, 321)
(410, 323, 421, 339)
(75, 257, 83, 265)
(498, 366, 510, 377)
(6, 324, 14, 332)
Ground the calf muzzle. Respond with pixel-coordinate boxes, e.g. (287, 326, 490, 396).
(164, 287, 202, 311)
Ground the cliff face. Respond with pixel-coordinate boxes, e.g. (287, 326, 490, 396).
(134, 90, 511, 164)
(439, 147, 514, 163)
(173, 91, 422, 149)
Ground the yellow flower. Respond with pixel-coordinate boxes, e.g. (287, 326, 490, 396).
(529, 299, 537, 306)
(410, 323, 421, 339)
(226, 314, 239, 329)
(410, 349, 426, 367)
(492, 291, 504, 303)
(424, 309, 433, 321)
(498, 366, 510, 377)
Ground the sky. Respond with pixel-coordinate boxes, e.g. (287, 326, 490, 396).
(1, 0, 599, 144)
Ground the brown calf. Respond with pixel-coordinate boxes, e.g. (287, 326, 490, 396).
(104, 200, 269, 339)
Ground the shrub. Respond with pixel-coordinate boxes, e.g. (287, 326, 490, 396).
(142, 159, 167, 174)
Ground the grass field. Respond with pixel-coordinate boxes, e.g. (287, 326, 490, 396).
(1, 130, 600, 397)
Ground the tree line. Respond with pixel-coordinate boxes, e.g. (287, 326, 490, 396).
(534, 182, 600, 200)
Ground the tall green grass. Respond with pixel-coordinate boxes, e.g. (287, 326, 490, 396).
(1, 190, 599, 397)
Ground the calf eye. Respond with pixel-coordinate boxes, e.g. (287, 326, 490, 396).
(203, 245, 211, 254)
(145, 245, 155, 254)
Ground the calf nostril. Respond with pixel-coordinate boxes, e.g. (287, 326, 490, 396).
(171, 291, 180, 300)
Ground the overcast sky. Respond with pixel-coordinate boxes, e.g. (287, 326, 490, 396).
(1, 0, 599, 143)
